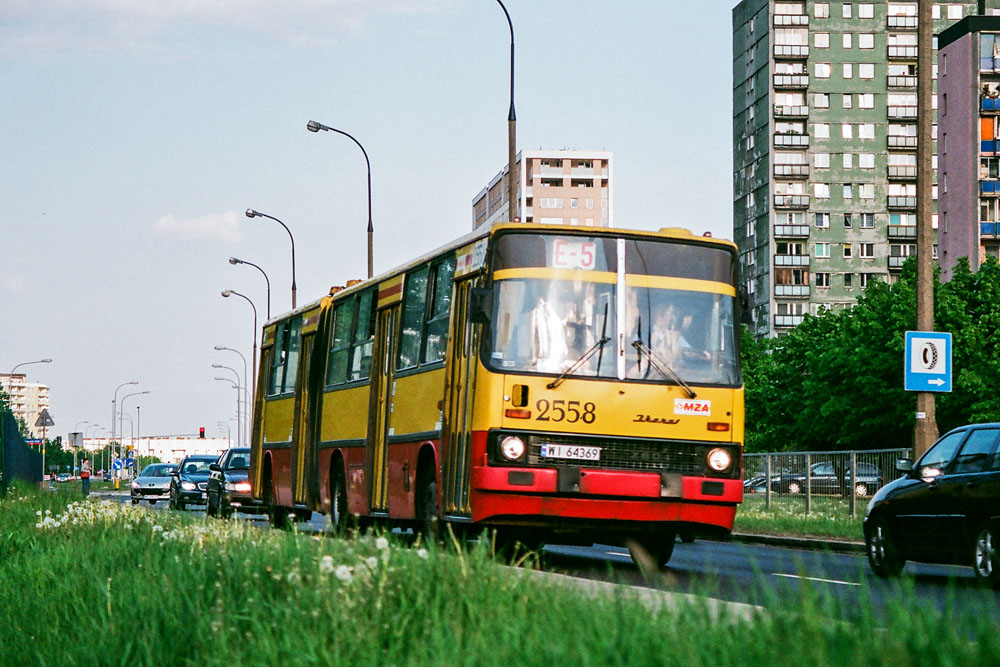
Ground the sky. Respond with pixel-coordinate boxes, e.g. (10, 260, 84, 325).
(1, 0, 735, 440)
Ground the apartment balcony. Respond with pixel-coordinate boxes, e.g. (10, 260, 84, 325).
(773, 254, 810, 267)
(773, 194, 810, 208)
(774, 14, 809, 26)
(888, 196, 917, 209)
(888, 45, 918, 60)
(888, 135, 918, 150)
(888, 225, 917, 239)
(888, 75, 917, 89)
(888, 15, 918, 29)
(773, 224, 810, 238)
(774, 314, 804, 327)
(774, 285, 810, 297)
(773, 164, 809, 178)
(982, 98, 1000, 112)
(981, 180, 1000, 196)
(773, 104, 809, 118)
(773, 74, 809, 89)
(538, 166, 564, 177)
(983, 140, 999, 154)
(888, 105, 918, 119)
(888, 256, 911, 270)
(774, 133, 809, 147)
(981, 222, 999, 237)
(773, 44, 809, 59)
(571, 167, 596, 178)
(888, 165, 917, 180)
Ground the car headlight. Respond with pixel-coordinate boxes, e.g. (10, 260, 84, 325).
(130, 481, 139, 490)
(226, 481, 252, 493)
(499, 436, 526, 461)
(707, 448, 732, 472)
(181, 481, 197, 491)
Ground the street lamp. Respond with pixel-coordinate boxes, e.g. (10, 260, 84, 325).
(112, 381, 138, 463)
(221, 289, 259, 396)
(213, 364, 242, 446)
(496, 0, 517, 221)
(120, 391, 149, 476)
(229, 256, 271, 320)
(215, 345, 250, 441)
(244, 209, 296, 309)
(215, 378, 241, 445)
(306, 120, 374, 279)
(9, 358, 52, 376)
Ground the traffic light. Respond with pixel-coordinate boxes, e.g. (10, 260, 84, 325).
(199, 427, 205, 439)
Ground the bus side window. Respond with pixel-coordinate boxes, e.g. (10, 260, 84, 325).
(350, 290, 376, 381)
(268, 322, 287, 396)
(282, 317, 302, 393)
(423, 257, 455, 364)
(398, 265, 430, 370)
(326, 299, 354, 386)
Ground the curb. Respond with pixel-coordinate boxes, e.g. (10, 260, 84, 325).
(729, 532, 865, 554)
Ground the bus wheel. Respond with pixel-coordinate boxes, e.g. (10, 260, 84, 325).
(627, 534, 676, 575)
(330, 463, 348, 535)
(416, 467, 439, 542)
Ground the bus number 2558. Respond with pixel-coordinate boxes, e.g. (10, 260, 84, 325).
(535, 399, 596, 424)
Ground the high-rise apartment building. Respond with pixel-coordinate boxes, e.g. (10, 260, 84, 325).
(733, 1, 999, 336)
(473, 149, 613, 229)
(1, 374, 51, 438)
(938, 14, 1000, 278)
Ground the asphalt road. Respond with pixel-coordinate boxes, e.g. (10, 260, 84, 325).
(112, 493, 1000, 624)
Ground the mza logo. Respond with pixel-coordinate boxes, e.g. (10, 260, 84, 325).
(674, 399, 711, 416)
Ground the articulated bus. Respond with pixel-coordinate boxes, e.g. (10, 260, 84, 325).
(249, 222, 743, 566)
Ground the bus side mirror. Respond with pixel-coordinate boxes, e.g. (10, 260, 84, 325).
(469, 287, 492, 325)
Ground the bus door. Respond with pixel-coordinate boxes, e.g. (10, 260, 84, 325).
(442, 276, 481, 516)
(291, 306, 326, 507)
(366, 277, 403, 514)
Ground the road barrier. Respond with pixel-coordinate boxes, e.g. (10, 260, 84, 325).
(742, 448, 910, 517)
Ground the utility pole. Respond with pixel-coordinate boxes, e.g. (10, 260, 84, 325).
(914, 0, 938, 458)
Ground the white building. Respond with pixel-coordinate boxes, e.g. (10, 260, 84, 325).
(1, 373, 51, 438)
(82, 436, 233, 464)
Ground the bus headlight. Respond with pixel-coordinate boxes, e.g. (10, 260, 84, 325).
(707, 448, 732, 472)
(500, 436, 526, 461)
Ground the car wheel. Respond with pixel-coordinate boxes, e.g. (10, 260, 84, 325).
(206, 491, 219, 518)
(866, 516, 904, 577)
(330, 463, 349, 535)
(131, 497, 138, 505)
(973, 524, 1000, 588)
(627, 534, 677, 577)
(176, 499, 186, 512)
(169, 491, 177, 510)
(149, 500, 156, 506)
(854, 483, 870, 497)
(679, 530, 696, 544)
(787, 481, 802, 495)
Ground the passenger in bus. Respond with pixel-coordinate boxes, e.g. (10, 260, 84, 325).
(530, 297, 568, 372)
(651, 304, 710, 365)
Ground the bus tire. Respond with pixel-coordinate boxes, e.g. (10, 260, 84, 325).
(627, 534, 676, 574)
(330, 461, 349, 535)
(416, 466, 440, 541)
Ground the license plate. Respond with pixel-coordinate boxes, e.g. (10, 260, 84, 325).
(539, 444, 601, 462)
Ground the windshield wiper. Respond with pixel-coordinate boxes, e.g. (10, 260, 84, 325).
(547, 336, 611, 389)
(631, 340, 697, 398)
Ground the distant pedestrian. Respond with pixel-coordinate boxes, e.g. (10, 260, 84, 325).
(81, 458, 91, 496)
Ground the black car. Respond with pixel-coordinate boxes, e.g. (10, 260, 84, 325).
(864, 423, 1000, 587)
(169, 454, 219, 511)
(206, 448, 263, 518)
(767, 461, 883, 496)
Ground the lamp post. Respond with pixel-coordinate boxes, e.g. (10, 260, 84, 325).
(112, 381, 138, 479)
(215, 345, 250, 440)
(73, 420, 88, 474)
(213, 364, 242, 446)
(244, 209, 296, 309)
(228, 256, 271, 320)
(215, 378, 241, 445)
(9, 358, 52, 376)
(496, 0, 517, 221)
(85, 424, 100, 472)
(306, 120, 374, 279)
(221, 290, 259, 396)
(120, 391, 149, 478)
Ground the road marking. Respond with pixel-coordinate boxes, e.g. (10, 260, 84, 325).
(772, 573, 860, 587)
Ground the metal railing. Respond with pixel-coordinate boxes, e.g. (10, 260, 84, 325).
(742, 448, 910, 517)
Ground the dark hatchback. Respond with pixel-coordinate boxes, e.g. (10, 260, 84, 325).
(206, 447, 263, 518)
(169, 454, 219, 511)
(864, 423, 1000, 587)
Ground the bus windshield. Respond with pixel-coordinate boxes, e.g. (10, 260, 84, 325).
(485, 232, 740, 387)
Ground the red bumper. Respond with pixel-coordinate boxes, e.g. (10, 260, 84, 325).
(469, 466, 741, 530)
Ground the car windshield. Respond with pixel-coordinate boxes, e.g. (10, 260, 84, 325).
(140, 464, 176, 478)
(181, 460, 215, 475)
(916, 430, 967, 476)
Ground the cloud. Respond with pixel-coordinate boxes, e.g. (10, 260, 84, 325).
(0, 0, 458, 56)
(2, 275, 27, 292)
(154, 211, 243, 243)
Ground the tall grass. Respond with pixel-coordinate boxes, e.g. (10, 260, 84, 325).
(736, 495, 868, 540)
(1, 483, 998, 666)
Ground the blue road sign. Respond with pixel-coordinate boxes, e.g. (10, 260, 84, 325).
(904, 331, 952, 392)
(112, 459, 123, 471)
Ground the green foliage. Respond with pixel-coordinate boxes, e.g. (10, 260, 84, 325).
(742, 258, 1000, 452)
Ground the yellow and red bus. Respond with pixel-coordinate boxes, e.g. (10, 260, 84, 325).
(250, 222, 743, 566)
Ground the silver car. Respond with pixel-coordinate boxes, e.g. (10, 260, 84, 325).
(130, 463, 177, 505)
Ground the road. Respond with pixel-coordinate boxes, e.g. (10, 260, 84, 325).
(114, 494, 1000, 623)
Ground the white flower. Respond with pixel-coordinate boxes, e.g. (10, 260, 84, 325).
(365, 557, 378, 569)
(417, 548, 429, 560)
(319, 555, 335, 574)
(151, 525, 164, 534)
(335, 565, 352, 582)
(375, 536, 389, 551)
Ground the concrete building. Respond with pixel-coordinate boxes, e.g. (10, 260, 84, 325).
(0, 373, 51, 438)
(473, 149, 613, 229)
(732, 1, 1000, 336)
(82, 436, 232, 464)
(938, 14, 1000, 278)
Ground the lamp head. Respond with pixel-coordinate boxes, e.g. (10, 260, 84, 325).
(306, 120, 322, 133)
(211, 364, 223, 369)
(245, 209, 258, 219)
(214, 345, 225, 351)
(229, 257, 241, 265)
(221, 290, 232, 298)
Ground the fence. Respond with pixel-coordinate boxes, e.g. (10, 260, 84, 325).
(0, 409, 42, 496)
(742, 448, 910, 517)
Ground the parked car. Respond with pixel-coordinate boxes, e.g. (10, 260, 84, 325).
(168, 454, 219, 511)
(56, 473, 72, 483)
(767, 461, 883, 497)
(206, 448, 263, 518)
(864, 423, 1000, 587)
(130, 463, 177, 505)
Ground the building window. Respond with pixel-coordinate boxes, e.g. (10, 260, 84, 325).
(859, 34, 874, 49)
(816, 242, 831, 258)
(843, 183, 854, 200)
(815, 153, 830, 169)
(860, 212, 875, 228)
(860, 123, 875, 139)
(843, 33, 853, 49)
(815, 212, 830, 228)
(859, 3, 874, 19)
(843, 3, 852, 19)
(860, 243, 875, 258)
(844, 153, 854, 169)
(844, 273, 854, 288)
(859, 93, 874, 108)
(842, 123, 853, 139)
(816, 63, 832, 78)
(815, 32, 830, 48)
(844, 213, 853, 228)
(843, 63, 853, 79)
(947, 4, 962, 20)
(814, 93, 830, 108)
(859, 153, 875, 170)
(842, 93, 853, 109)
(816, 272, 831, 288)
(859, 184, 874, 200)
(815, 123, 830, 138)
(815, 183, 831, 199)
(932, 5, 940, 19)
(843, 243, 853, 258)
(815, 3, 830, 18)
